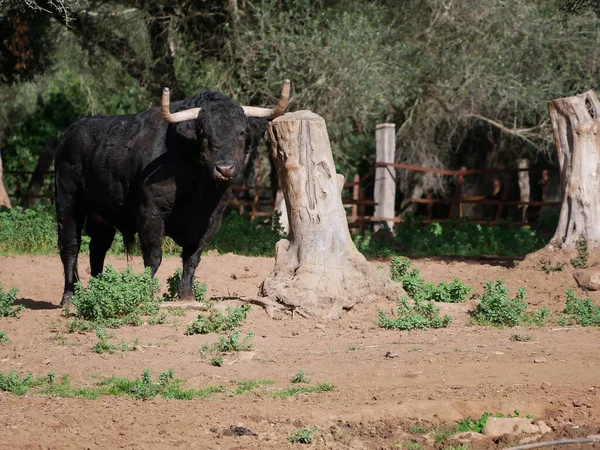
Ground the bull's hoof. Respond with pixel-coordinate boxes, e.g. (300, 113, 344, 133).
(60, 293, 73, 308)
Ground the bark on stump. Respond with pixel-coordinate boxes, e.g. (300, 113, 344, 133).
(260, 111, 404, 319)
(525, 90, 600, 265)
(0, 156, 12, 209)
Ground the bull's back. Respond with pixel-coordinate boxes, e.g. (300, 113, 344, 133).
(55, 110, 165, 227)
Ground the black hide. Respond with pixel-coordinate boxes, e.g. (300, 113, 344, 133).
(54, 91, 267, 305)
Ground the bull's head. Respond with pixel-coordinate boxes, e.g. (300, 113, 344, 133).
(161, 80, 290, 183)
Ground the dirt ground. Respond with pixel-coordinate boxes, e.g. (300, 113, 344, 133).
(1, 253, 600, 449)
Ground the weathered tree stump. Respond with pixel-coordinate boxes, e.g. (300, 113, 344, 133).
(0, 156, 12, 209)
(525, 90, 600, 266)
(260, 111, 404, 319)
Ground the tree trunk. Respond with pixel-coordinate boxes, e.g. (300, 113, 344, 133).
(0, 156, 12, 208)
(21, 138, 56, 208)
(259, 111, 404, 319)
(525, 90, 600, 265)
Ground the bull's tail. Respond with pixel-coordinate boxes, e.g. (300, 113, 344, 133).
(123, 233, 136, 265)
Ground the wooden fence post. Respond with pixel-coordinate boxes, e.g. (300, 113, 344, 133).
(374, 123, 396, 231)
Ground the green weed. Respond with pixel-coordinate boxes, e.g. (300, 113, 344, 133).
(471, 279, 551, 327)
(539, 259, 565, 274)
(0, 331, 9, 343)
(186, 304, 251, 335)
(390, 257, 472, 303)
(201, 331, 254, 353)
(162, 268, 208, 303)
(0, 283, 24, 318)
(229, 379, 274, 395)
(289, 426, 318, 444)
(510, 333, 533, 342)
(0, 371, 38, 395)
(210, 357, 224, 367)
(559, 290, 600, 326)
(378, 297, 452, 330)
(404, 442, 423, 450)
(272, 382, 335, 398)
(72, 266, 160, 326)
(290, 370, 310, 384)
(570, 236, 588, 269)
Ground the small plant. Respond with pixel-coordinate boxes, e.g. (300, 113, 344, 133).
(510, 333, 533, 342)
(0, 283, 24, 318)
(289, 426, 318, 444)
(0, 371, 37, 395)
(162, 268, 208, 303)
(408, 424, 427, 434)
(273, 382, 335, 398)
(559, 289, 600, 326)
(202, 331, 254, 353)
(210, 357, 224, 367)
(72, 266, 160, 326)
(539, 259, 565, 274)
(346, 345, 357, 352)
(471, 280, 528, 327)
(433, 426, 456, 442)
(0, 331, 9, 343)
(290, 370, 310, 384)
(457, 412, 504, 433)
(410, 346, 423, 352)
(390, 257, 472, 303)
(570, 236, 588, 269)
(378, 297, 452, 330)
(404, 442, 423, 450)
(186, 304, 251, 335)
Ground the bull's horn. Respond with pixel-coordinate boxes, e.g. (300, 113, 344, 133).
(242, 79, 291, 119)
(161, 87, 201, 123)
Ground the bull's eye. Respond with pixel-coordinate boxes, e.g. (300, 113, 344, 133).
(238, 130, 246, 139)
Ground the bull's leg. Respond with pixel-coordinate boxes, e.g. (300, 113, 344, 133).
(87, 217, 117, 277)
(138, 218, 164, 276)
(56, 199, 85, 307)
(179, 245, 203, 299)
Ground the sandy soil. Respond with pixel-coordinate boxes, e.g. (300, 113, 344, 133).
(1, 253, 600, 449)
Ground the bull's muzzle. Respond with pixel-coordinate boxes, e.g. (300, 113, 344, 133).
(213, 163, 236, 182)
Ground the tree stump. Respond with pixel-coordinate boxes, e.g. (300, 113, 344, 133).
(259, 111, 404, 319)
(0, 156, 12, 209)
(525, 90, 600, 266)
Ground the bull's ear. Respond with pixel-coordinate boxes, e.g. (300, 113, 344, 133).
(175, 121, 197, 140)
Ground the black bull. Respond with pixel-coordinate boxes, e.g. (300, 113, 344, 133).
(55, 83, 289, 306)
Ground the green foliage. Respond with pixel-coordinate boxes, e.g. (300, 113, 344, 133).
(570, 236, 589, 269)
(560, 290, 600, 326)
(457, 412, 497, 433)
(289, 426, 318, 444)
(390, 257, 472, 303)
(186, 304, 251, 335)
(378, 298, 453, 331)
(206, 211, 285, 257)
(72, 265, 160, 325)
(433, 427, 456, 442)
(272, 382, 335, 399)
(0, 206, 58, 255)
(290, 370, 310, 384)
(0, 371, 37, 395)
(202, 331, 254, 353)
(210, 357, 224, 367)
(510, 333, 533, 342)
(162, 268, 208, 303)
(0, 331, 9, 343)
(539, 259, 566, 274)
(471, 280, 535, 327)
(0, 283, 23, 318)
(93, 329, 137, 354)
(358, 216, 544, 259)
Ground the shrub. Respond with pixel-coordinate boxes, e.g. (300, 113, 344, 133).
(471, 280, 527, 326)
(471, 280, 552, 327)
(389, 257, 472, 303)
(186, 304, 251, 335)
(560, 290, 600, 326)
(162, 268, 208, 302)
(0, 283, 23, 318)
(0, 371, 37, 395)
(201, 331, 254, 353)
(378, 297, 452, 330)
(289, 427, 318, 444)
(72, 265, 160, 325)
